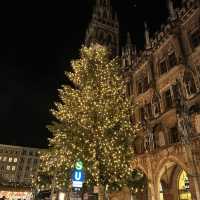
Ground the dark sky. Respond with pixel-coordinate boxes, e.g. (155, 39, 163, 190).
(0, 0, 181, 148)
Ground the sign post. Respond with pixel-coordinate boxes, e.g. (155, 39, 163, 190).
(70, 161, 85, 200)
(71, 161, 85, 188)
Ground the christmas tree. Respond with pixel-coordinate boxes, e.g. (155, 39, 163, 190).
(35, 44, 139, 192)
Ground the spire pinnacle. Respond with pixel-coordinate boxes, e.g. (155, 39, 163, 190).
(168, 0, 177, 21)
(144, 22, 151, 50)
(126, 32, 133, 48)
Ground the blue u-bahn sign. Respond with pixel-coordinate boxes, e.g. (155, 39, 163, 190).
(71, 161, 85, 188)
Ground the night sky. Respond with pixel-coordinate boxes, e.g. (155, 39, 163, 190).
(0, 0, 181, 148)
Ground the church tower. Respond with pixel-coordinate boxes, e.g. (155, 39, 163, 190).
(85, 0, 119, 56)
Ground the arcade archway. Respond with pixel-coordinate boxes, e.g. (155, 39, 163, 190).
(157, 161, 192, 200)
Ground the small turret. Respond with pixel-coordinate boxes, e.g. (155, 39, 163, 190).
(122, 32, 137, 68)
(168, 0, 177, 21)
(144, 22, 151, 50)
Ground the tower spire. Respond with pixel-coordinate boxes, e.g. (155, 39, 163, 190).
(126, 32, 133, 49)
(144, 22, 151, 50)
(85, 0, 119, 55)
(168, 0, 177, 21)
(122, 32, 137, 68)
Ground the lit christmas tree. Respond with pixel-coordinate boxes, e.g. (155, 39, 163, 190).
(35, 44, 139, 192)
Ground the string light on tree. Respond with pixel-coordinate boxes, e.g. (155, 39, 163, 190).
(34, 44, 140, 192)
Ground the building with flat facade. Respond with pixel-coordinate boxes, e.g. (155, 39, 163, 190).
(0, 144, 41, 186)
(86, 0, 200, 200)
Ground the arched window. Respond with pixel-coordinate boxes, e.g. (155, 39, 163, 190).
(183, 71, 197, 97)
(178, 170, 191, 200)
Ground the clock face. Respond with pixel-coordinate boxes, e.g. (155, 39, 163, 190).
(75, 161, 83, 170)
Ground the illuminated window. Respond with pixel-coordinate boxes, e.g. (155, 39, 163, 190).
(6, 165, 10, 170)
(160, 183, 164, 200)
(13, 158, 18, 163)
(8, 157, 12, 162)
(12, 166, 16, 171)
(179, 171, 191, 200)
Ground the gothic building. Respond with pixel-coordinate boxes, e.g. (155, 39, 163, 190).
(86, 0, 200, 200)
(85, 0, 119, 56)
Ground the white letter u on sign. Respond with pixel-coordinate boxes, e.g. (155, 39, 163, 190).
(75, 171, 82, 181)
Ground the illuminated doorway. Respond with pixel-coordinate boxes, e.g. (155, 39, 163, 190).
(159, 183, 164, 200)
(178, 170, 191, 200)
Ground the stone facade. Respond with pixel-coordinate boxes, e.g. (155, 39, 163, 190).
(86, 0, 200, 199)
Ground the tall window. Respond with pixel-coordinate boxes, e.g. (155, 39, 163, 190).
(164, 89, 173, 109)
(190, 28, 200, 49)
(146, 103, 152, 119)
(170, 127, 179, 144)
(140, 107, 145, 122)
(159, 52, 177, 75)
(130, 113, 136, 126)
(136, 75, 149, 95)
(143, 75, 149, 91)
(183, 72, 197, 97)
(127, 81, 133, 96)
(168, 52, 177, 70)
(160, 60, 168, 75)
(152, 95, 160, 117)
(137, 80, 143, 94)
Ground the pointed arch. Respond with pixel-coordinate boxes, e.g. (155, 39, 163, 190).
(155, 155, 190, 186)
(155, 155, 191, 200)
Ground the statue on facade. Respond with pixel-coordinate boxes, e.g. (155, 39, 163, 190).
(174, 79, 192, 144)
(177, 113, 190, 144)
(144, 121, 155, 152)
(144, 135, 150, 153)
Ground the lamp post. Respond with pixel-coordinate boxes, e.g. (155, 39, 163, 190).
(50, 157, 58, 200)
(50, 171, 57, 200)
